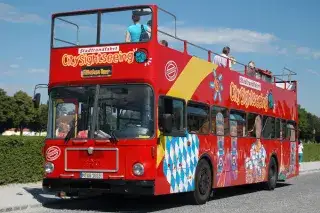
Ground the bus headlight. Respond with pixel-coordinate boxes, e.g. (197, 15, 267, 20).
(45, 162, 54, 174)
(132, 163, 144, 176)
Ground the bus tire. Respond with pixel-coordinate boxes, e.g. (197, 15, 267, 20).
(188, 158, 212, 205)
(265, 157, 278, 190)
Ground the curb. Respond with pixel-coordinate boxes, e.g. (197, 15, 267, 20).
(0, 200, 63, 213)
(299, 168, 320, 174)
(0, 194, 103, 213)
(0, 204, 42, 213)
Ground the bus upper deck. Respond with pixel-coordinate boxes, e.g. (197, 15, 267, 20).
(47, 4, 297, 93)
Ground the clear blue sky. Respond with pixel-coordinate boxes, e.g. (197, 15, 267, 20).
(1, 0, 320, 115)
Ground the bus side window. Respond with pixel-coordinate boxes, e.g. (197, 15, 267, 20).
(158, 96, 185, 135)
(229, 110, 246, 137)
(281, 119, 287, 140)
(286, 121, 296, 141)
(275, 118, 281, 139)
(262, 116, 275, 139)
(211, 106, 229, 136)
(247, 113, 260, 138)
(187, 101, 210, 134)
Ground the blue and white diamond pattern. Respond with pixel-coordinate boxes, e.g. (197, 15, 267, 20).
(163, 132, 200, 193)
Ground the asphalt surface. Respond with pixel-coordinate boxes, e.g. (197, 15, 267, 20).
(22, 172, 320, 213)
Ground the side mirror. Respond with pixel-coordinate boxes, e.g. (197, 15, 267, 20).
(161, 113, 172, 133)
(33, 93, 41, 108)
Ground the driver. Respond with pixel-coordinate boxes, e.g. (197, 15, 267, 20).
(56, 120, 70, 138)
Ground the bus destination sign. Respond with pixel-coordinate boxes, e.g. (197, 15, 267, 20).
(81, 66, 112, 78)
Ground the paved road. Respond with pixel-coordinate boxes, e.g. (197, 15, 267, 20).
(22, 172, 320, 213)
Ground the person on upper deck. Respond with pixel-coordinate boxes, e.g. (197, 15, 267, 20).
(247, 61, 256, 77)
(213, 46, 232, 68)
(125, 14, 151, 43)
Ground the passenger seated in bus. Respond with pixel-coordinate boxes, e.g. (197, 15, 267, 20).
(199, 120, 210, 134)
(147, 20, 152, 37)
(262, 70, 272, 83)
(247, 115, 262, 138)
(160, 40, 168, 47)
(213, 46, 232, 68)
(125, 14, 151, 42)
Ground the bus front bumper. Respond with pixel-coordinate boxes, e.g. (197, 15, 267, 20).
(42, 178, 155, 196)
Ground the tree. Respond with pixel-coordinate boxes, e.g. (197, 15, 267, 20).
(29, 104, 48, 134)
(298, 105, 311, 140)
(0, 89, 14, 133)
(11, 91, 36, 136)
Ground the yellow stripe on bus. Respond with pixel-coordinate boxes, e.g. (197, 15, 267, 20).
(156, 57, 218, 167)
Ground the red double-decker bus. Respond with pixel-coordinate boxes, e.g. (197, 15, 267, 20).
(33, 4, 299, 205)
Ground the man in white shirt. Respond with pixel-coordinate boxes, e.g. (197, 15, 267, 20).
(213, 46, 231, 68)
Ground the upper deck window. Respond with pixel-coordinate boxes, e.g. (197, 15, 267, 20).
(52, 6, 153, 48)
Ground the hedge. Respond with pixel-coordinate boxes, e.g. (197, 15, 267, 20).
(302, 143, 320, 162)
(0, 136, 45, 185)
(0, 136, 320, 185)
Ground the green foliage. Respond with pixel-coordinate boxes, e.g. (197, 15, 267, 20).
(0, 88, 48, 134)
(298, 105, 320, 142)
(0, 136, 45, 185)
(302, 143, 320, 162)
(0, 89, 14, 133)
(12, 91, 35, 135)
(30, 104, 48, 132)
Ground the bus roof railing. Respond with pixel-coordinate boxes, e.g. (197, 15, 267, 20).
(158, 26, 296, 91)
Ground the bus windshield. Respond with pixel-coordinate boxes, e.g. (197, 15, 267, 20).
(47, 86, 96, 139)
(52, 6, 153, 48)
(95, 85, 154, 139)
(47, 84, 154, 140)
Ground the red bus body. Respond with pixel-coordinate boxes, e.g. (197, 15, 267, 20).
(40, 4, 298, 204)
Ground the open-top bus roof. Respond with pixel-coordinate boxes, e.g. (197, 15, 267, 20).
(52, 4, 156, 18)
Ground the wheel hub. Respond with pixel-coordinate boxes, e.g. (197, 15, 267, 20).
(199, 168, 210, 195)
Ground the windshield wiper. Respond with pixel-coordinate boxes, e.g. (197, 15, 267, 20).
(64, 128, 73, 143)
(64, 119, 76, 143)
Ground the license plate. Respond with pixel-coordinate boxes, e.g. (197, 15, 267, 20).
(80, 172, 103, 179)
